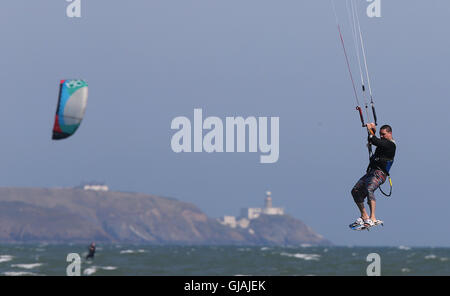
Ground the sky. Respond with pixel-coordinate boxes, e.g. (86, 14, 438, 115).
(0, 0, 449, 247)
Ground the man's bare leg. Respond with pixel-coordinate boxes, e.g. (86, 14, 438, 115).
(367, 199, 376, 222)
(356, 202, 370, 220)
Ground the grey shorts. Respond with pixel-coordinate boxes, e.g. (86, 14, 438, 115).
(351, 169, 387, 203)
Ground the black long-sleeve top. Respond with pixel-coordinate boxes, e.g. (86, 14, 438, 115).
(367, 135, 396, 174)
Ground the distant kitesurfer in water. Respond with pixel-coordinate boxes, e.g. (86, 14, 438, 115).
(86, 242, 96, 260)
(350, 123, 396, 229)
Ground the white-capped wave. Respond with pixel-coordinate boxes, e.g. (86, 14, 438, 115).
(83, 267, 97, 275)
(238, 248, 251, 252)
(83, 266, 117, 275)
(0, 255, 13, 263)
(3, 271, 39, 276)
(425, 254, 437, 260)
(280, 252, 321, 261)
(11, 263, 43, 270)
(100, 266, 117, 271)
(120, 249, 146, 254)
(398, 246, 411, 251)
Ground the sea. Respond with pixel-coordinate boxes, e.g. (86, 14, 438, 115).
(0, 244, 448, 276)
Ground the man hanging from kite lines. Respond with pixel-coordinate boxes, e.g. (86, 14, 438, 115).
(350, 123, 396, 229)
(331, 0, 396, 230)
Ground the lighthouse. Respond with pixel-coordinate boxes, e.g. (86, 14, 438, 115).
(265, 191, 273, 209)
(262, 191, 284, 215)
(219, 191, 285, 228)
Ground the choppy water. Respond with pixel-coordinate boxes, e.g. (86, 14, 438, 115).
(0, 244, 448, 276)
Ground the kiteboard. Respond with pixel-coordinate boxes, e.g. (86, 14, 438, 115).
(349, 220, 384, 231)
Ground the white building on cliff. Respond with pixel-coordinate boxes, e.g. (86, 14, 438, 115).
(240, 191, 284, 219)
(219, 191, 284, 229)
(84, 184, 109, 191)
(77, 182, 109, 192)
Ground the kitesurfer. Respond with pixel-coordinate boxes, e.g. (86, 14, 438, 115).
(350, 123, 396, 228)
(86, 242, 96, 260)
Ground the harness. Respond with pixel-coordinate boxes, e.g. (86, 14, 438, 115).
(371, 157, 393, 197)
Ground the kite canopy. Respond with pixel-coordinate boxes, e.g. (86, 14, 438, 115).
(52, 79, 88, 140)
